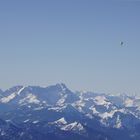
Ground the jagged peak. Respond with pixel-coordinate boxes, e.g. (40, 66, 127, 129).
(56, 83, 68, 91)
(5, 85, 24, 92)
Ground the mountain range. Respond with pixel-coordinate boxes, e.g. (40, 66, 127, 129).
(0, 83, 140, 140)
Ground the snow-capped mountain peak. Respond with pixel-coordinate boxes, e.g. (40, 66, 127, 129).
(61, 122, 85, 133)
(53, 117, 67, 125)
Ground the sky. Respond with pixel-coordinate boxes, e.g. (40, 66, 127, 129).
(0, 0, 140, 94)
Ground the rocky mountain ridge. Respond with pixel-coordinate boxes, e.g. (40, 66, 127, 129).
(0, 84, 140, 140)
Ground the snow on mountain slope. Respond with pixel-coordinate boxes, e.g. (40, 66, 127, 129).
(0, 86, 25, 103)
(60, 122, 85, 133)
(0, 84, 140, 140)
(0, 92, 17, 103)
(49, 117, 67, 127)
(0, 84, 78, 106)
(55, 117, 67, 125)
(19, 93, 40, 105)
(124, 98, 134, 107)
(49, 117, 85, 135)
(94, 96, 110, 106)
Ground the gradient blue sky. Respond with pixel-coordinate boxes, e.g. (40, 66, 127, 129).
(0, 0, 140, 94)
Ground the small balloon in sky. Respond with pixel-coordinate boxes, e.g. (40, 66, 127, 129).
(120, 41, 124, 46)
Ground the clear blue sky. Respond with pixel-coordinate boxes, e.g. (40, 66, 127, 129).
(0, 0, 140, 94)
